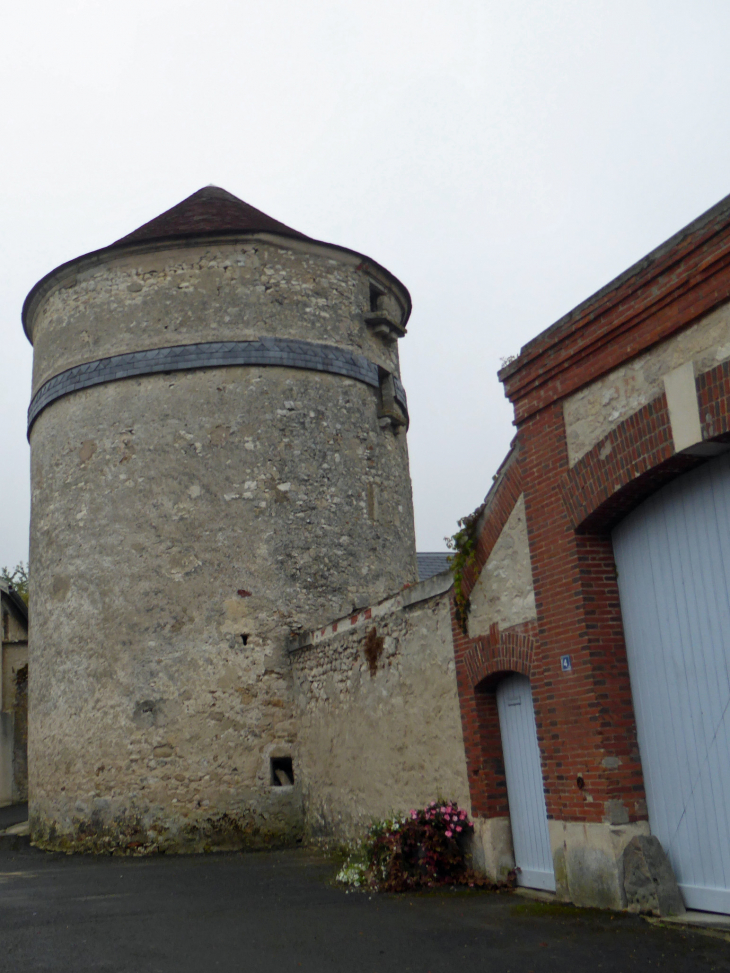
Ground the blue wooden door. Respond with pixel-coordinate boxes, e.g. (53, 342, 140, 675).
(497, 673, 555, 891)
(613, 452, 730, 914)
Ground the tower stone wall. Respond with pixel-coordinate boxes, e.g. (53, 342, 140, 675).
(24, 191, 417, 852)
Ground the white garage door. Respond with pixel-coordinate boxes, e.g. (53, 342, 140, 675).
(497, 674, 555, 891)
(613, 452, 730, 914)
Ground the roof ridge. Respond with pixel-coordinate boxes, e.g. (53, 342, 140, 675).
(111, 186, 311, 248)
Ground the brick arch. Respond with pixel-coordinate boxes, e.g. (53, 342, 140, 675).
(558, 387, 730, 534)
(462, 626, 536, 690)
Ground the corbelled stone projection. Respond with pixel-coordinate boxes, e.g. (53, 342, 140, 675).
(24, 186, 417, 852)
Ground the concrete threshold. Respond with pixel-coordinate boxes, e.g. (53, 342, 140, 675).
(0, 801, 28, 830)
(0, 820, 30, 851)
(513, 887, 558, 904)
(646, 910, 730, 941)
(0, 821, 29, 837)
(514, 888, 730, 943)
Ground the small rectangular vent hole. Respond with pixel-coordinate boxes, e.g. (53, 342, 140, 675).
(270, 756, 294, 787)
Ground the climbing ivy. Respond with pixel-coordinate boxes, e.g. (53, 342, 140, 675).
(445, 505, 484, 633)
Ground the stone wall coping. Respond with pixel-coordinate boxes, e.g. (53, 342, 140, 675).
(288, 570, 453, 654)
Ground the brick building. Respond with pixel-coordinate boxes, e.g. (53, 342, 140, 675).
(454, 192, 730, 913)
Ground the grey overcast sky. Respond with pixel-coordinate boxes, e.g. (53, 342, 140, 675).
(3, 0, 730, 569)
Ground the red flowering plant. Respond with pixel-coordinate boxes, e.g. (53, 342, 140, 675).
(336, 800, 502, 892)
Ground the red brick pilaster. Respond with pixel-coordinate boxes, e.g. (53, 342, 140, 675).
(522, 404, 646, 823)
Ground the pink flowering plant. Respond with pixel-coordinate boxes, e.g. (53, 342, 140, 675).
(336, 800, 500, 892)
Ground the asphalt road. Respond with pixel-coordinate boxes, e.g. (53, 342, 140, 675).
(0, 843, 727, 972)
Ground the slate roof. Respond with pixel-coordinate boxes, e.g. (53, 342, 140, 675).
(112, 186, 310, 248)
(416, 552, 451, 582)
(0, 581, 28, 627)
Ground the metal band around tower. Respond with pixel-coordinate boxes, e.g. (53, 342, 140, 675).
(27, 337, 408, 435)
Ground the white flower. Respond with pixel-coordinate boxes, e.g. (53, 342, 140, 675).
(335, 861, 367, 887)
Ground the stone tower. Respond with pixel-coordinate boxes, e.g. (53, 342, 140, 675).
(23, 187, 417, 851)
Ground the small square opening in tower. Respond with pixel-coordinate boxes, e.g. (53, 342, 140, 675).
(369, 283, 384, 313)
(270, 756, 294, 787)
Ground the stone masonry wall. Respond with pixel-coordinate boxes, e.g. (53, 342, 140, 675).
(290, 576, 470, 840)
(27, 234, 417, 852)
(467, 493, 536, 638)
(563, 300, 730, 466)
(27, 238, 405, 394)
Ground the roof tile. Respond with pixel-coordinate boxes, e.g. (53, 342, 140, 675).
(112, 186, 310, 248)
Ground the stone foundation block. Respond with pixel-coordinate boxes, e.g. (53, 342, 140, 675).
(468, 816, 515, 882)
(549, 820, 650, 910)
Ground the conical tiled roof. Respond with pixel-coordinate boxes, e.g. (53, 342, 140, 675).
(23, 185, 413, 341)
(112, 186, 311, 247)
